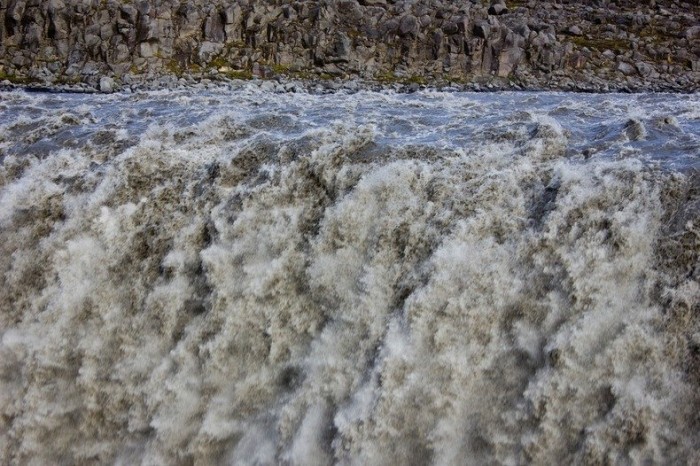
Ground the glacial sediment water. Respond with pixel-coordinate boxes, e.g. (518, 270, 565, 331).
(0, 88, 698, 465)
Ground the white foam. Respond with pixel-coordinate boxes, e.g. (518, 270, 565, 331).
(0, 90, 698, 465)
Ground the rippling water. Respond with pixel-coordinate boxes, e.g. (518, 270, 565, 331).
(0, 88, 699, 465)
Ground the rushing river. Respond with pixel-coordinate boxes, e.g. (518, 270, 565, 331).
(0, 87, 698, 465)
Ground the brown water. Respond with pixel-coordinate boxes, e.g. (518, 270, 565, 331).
(0, 88, 698, 465)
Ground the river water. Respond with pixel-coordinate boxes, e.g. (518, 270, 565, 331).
(0, 88, 699, 465)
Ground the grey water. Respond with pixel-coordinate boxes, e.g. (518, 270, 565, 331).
(0, 87, 699, 465)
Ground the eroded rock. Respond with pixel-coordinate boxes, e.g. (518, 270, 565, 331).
(0, 0, 696, 91)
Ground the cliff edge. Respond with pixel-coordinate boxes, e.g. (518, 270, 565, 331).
(1, 0, 699, 91)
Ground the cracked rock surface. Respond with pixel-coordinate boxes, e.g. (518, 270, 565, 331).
(0, 0, 699, 91)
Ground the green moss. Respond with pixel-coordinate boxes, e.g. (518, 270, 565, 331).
(268, 63, 289, 75)
(210, 56, 229, 69)
(375, 70, 398, 83)
(288, 70, 315, 80)
(637, 25, 673, 42)
(221, 69, 253, 80)
(54, 75, 82, 85)
(163, 58, 203, 77)
(0, 71, 34, 84)
(165, 59, 182, 75)
(568, 36, 630, 52)
(446, 74, 469, 85)
(374, 70, 429, 85)
(404, 75, 427, 85)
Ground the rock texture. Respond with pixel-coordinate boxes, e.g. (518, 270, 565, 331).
(0, 0, 699, 91)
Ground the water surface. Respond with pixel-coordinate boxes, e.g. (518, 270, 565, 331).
(0, 88, 698, 465)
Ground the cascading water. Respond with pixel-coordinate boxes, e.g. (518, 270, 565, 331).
(0, 88, 698, 465)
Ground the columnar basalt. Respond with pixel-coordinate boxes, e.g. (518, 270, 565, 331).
(0, 1, 699, 89)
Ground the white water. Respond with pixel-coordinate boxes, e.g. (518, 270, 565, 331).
(0, 88, 699, 465)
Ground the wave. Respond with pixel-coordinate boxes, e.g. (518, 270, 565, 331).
(0, 89, 698, 465)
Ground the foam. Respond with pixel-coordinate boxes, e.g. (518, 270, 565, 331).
(0, 90, 698, 465)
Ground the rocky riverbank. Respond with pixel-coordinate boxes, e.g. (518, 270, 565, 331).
(1, 0, 699, 92)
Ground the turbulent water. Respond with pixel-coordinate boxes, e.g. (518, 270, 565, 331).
(0, 87, 699, 465)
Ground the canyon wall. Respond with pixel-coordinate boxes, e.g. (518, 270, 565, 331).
(1, 0, 699, 90)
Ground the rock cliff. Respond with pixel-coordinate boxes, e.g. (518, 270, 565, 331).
(1, 0, 699, 91)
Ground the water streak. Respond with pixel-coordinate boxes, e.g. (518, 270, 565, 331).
(0, 88, 698, 465)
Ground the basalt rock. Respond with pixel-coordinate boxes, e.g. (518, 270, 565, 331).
(0, 0, 697, 91)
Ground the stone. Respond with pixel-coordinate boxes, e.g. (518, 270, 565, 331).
(442, 21, 459, 35)
(12, 54, 26, 67)
(498, 46, 523, 77)
(617, 61, 636, 75)
(204, 11, 226, 42)
(399, 15, 418, 37)
(100, 24, 114, 41)
(113, 43, 130, 63)
(119, 4, 138, 24)
(85, 34, 101, 49)
(99, 76, 115, 93)
(335, 33, 352, 60)
(602, 50, 616, 60)
(259, 80, 275, 91)
(635, 61, 654, 77)
(567, 25, 583, 36)
(198, 41, 224, 62)
(473, 21, 490, 39)
(139, 41, 157, 58)
(488, 1, 508, 16)
(686, 26, 700, 41)
(624, 118, 646, 141)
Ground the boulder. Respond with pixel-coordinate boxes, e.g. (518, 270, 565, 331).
(617, 61, 636, 76)
(139, 41, 157, 58)
(635, 61, 655, 77)
(119, 4, 138, 25)
(498, 45, 523, 77)
(399, 15, 418, 37)
(198, 41, 223, 62)
(473, 21, 490, 39)
(204, 11, 226, 42)
(99, 76, 115, 92)
(488, 1, 508, 16)
(686, 26, 700, 41)
(567, 25, 583, 36)
(442, 21, 459, 35)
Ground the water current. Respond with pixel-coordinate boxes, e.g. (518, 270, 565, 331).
(0, 88, 698, 465)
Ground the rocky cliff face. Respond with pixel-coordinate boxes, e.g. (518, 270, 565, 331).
(1, 0, 699, 91)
